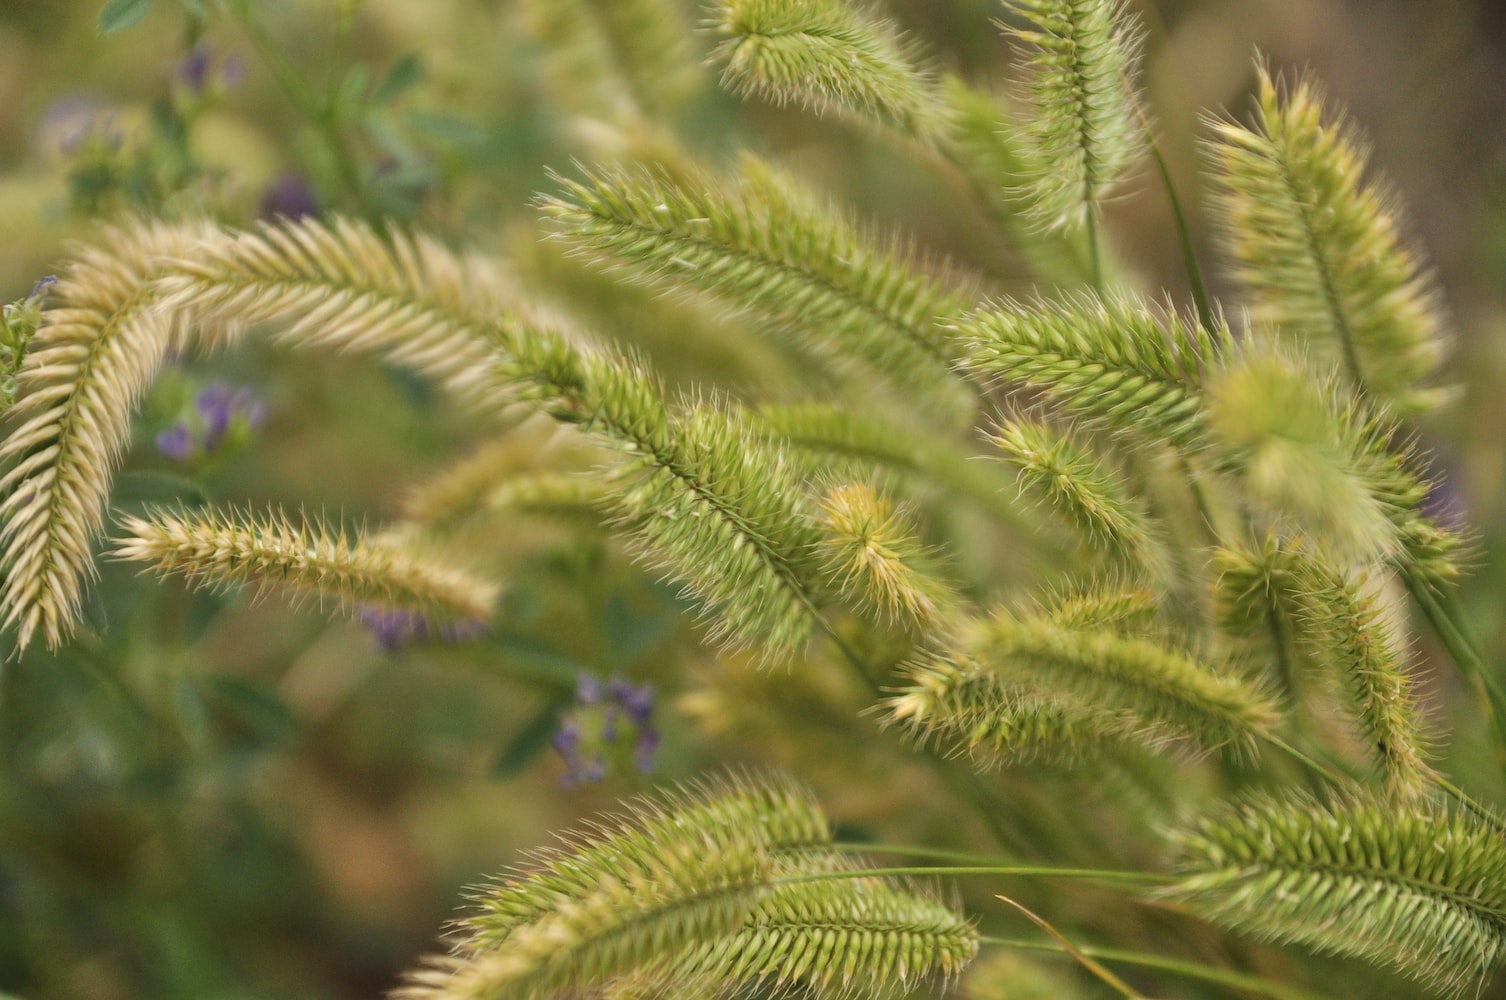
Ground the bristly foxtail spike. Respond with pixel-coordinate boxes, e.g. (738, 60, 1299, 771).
(399, 774, 977, 999)
(1205, 59, 1452, 416)
(1004, 0, 1148, 235)
(0, 220, 219, 652)
(538, 157, 976, 423)
(1167, 794, 1506, 996)
(110, 504, 498, 627)
(709, 0, 950, 145)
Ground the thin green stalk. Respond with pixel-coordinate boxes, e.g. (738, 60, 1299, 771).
(1264, 733, 1351, 789)
(1140, 120, 1216, 338)
(1404, 570, 1506, 768)
(231, 2, 371, 219)
(1085, 205, 1103, 292)
(985, 936, 1335, 1000)
(777, 864, 1163, 887)
(827, 842, 1022, 867)
(1431, 773, 1506, 833)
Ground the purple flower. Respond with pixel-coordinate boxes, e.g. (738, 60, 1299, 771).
(633, 727, 660, 774)
(356, 602, 487, 651)
(610, 677, 655, 725)
(260, 173, 320, 221)
(158, 380, 267, 464)
(179, 46, 213, 93)
(154, 423, 196, 462)
(177, 45, 244, 96)
(552, 672, 660, 786)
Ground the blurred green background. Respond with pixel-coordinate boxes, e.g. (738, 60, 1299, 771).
(1, 1, 1505, 997)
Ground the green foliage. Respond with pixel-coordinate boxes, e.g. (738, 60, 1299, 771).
(2, 2, 1501, 999)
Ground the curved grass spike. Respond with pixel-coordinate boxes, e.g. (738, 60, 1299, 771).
(1206, 345, 1462, 583)
(1206, 347, 1400, 564)
(887, 654, 1140, 768)
(671, 852, 978, 996)
(0, 217, 519, 652)
(1214, 536, 1431, 796)
(938, 77, 1098, 287)
(961, 607, 1279, 755)
(1205, 62, 1450, 416)
(154, 217, 516, 409)
(709, 0, 947, 143)
(988, 420, 1158, 566)
(405, 776, 976, 999)
(1005, 0, 1146, 246)
(111, 505, 498, 626)
(0, 220, 217, 651)
(503, 331, 826, 660)
(455, 775, 831, 957)
(755, 402, 1040, 534)
(1168, 795, 1506, 996)
(539, 157, 974, 419)
(1029, 578, 1159, 634)
(956, 291, 1226, 451)
(397, 419, 602, 530)
(816, 482, 962, 636)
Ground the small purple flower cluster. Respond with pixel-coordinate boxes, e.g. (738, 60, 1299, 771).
(177, 45, 244, 98)
(552, 674, 660, 787)
(356, 604, 488, 651)
(156, 381, 267, 464)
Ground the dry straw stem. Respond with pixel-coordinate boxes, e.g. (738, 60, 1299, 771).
(710, 0, 948, 142)
(154, 217, 516, 409)
(1205, 62, 1449, 416)
(540, 157, 972, 418)
(111, 504, 498, 625)
(502, 331, 826, 659)
(816, 481, 962, 635)
(1169, 795, 1506, 996)
(0, 220, 217, 651)
(956, 291, 1225, 451)
(1005, 0, 1147, 233)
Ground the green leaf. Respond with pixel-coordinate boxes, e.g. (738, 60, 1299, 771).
(373, 52, 425, 105)
(200, 676, 300, 748)
(491, 696, 570, 779)
(110, 470, 210, 510)
(97, 0, 157, 34)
